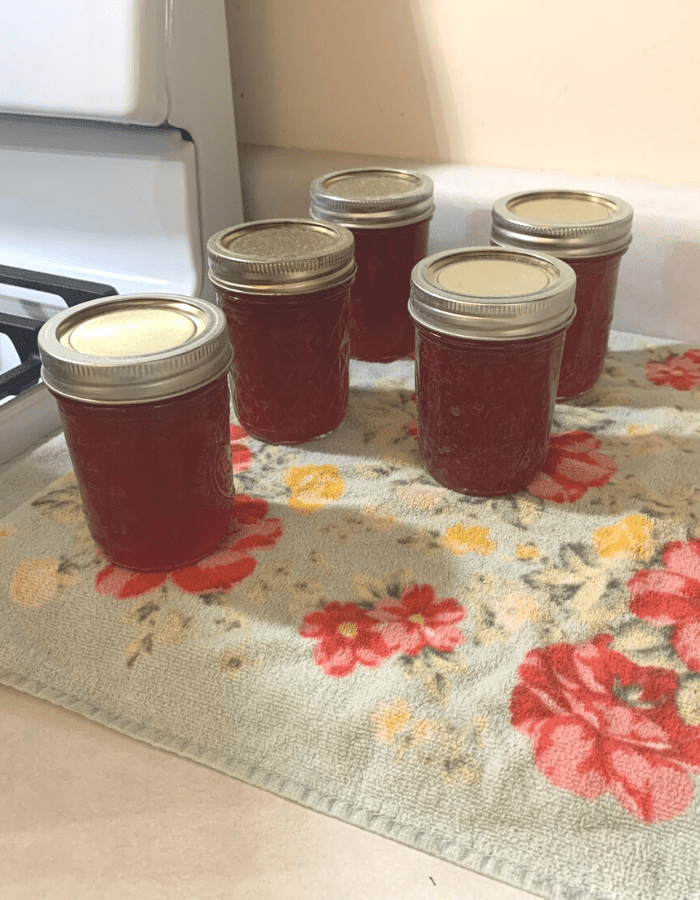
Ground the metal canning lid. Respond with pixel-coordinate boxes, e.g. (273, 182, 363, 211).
(309, 167, 434, 228)
(207, 218, 356, 295)
(409, 246, 577, 341)
(490, 189, 633, 259)
(38, 294, 233, 404)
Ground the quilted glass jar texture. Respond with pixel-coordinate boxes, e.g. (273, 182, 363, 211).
(409, 247, 576, 496)
(208, 219, 355, 444)
(310, 167, 434, 362)
(491, 189, 633, 399)
(37, 295, 235, 571)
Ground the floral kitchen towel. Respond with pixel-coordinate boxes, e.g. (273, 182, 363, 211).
(1, 334, 700, 900)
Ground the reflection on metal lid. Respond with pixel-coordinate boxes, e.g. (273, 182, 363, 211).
(436, 257, 551, 298)
(66, 307, 199, 356)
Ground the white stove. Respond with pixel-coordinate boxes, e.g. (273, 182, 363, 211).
(0, 0, 243, 465)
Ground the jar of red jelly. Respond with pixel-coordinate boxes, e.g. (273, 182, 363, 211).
(490, 189, 633, 399)
(207, 219, 355, 444)
(409, 247, 576, 496)
(38, 295, 235, 571)
(310, 167, 434, 362)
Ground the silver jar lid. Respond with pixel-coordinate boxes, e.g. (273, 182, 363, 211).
(309, 167, 434, 228)
(409, 246, 577, 341)
(38, 294, 233, 404)
(490, 189, 633, 259)
(207, 218, 356, 295)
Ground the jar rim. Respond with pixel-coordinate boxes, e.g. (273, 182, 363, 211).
(491, 189, 633, 258)
(38, 294, 232, 404)
(207, 218, 356, 293)
(409, 246, 577, 341)
(310, 167, 434, 228)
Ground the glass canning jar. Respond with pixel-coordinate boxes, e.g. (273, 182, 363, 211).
(208, 219, 355, 444)
(310, 167, 434, 362)
(409, 247, 576, 496)
(38, 295, 235, 571)
(490, 189, 633, 399)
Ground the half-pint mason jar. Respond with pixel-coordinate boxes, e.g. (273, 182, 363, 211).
(208, 219, 355, 444)
(409, 247, 576, 496)
(38, 295, 235, 571)
(310, 167, 434, 362)
(490, 189, 633, 399)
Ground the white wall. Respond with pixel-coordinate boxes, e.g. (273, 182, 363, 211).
(227, 0, 700, 186)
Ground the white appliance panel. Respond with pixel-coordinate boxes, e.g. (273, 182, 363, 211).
(0, 117, 201, 296)
(0, 0, 168, 124)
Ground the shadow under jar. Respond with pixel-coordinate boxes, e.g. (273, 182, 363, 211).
(207, 219, 355, 444)
(310, 167, 434, 362)
(38, 295, 235, 571)
(409, 247, 576, 496)
(490, 189, 633, 399)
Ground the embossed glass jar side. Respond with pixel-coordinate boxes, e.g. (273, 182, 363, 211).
(208, 219, 355, 444)
(555, 251, 625, 397)
(491, 190, 633, 399)
(55, 375, 233, 570)
(409, 247, 576, 496)
(38, 295, 234, 571)
(218, 283, 350, 444)
(414, 326, 567, 495)
(310, 167, 433, 362)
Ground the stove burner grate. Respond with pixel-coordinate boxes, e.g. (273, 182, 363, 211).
(0, 264, 117, 402)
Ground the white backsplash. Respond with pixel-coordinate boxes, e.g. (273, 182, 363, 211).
(238, 144, 700, 344)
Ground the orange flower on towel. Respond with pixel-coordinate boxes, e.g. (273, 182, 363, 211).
(511, 633, 700, 823)
(95, 494, 282, 599)
(526, 431, 617, 503)
(646, 349, 700, 391)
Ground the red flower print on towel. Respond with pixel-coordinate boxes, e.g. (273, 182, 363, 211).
(95, 494, 282, 599)
(230, 424, 254, 473)
(628, 539, 700, 672)
(646, 349, 700, 391)
(300, 602, 391, 677)
(510, 633, 700, 823)
(372, 584, 465, 656)
(526, 431, 617, 503)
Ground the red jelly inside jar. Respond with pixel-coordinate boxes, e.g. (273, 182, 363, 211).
(217, 283, 350, 444)
(414, 327, 568, 495)
(38, 296, 235, 571)
(490, 190, 633, 400)
(56, 376, 234, 570)
(208, 219, 356, 445)
(310, 167, 434, 362)
(556, 251, 625, 398)
(409, 248, 576, 496)
(346, 219, 430, 361)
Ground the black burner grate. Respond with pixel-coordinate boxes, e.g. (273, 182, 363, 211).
(0, 264, 117, 401)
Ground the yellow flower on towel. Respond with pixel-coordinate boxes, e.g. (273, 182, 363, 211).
(10, 558, 61, 608)
(285, 464, 344, 512)
(440, 524, 496, 556)
(593, 514, 654, 560)
(372, 698, 412, 743)
(516, 543, 539, 560)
